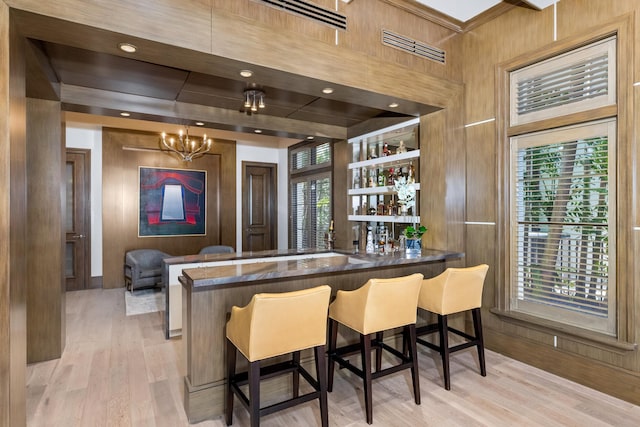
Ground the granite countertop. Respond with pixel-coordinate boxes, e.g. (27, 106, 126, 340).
(179, 248, 464, 291)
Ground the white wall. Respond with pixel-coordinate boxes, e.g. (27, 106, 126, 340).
(65, 124, 103, 277)
(236, 141, 289, 251)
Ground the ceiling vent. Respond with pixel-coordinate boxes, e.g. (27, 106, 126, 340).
(256, 0, 347, 31)
(382, 29, 445, 64)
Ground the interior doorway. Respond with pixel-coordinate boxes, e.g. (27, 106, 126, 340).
(65, 149, 92, 291)
(242, 162, 277, 251)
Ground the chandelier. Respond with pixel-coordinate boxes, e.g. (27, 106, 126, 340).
(160, 126, 212, 162)
(243, 88, 266, 114)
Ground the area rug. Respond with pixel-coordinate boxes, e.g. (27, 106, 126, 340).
(124, 288, 164, 316)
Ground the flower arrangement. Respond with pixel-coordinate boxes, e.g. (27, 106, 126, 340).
(393, 176, 416, 211)
(403, 224, 427, 239)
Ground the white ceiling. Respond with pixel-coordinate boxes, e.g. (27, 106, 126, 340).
(414, 0, 559, 22)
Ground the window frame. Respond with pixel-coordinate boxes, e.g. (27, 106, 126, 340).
(509, 119, 617, 336)
(494, 21, 635, 351)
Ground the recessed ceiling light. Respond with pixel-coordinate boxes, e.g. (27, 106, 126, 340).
(254, 129, 262, 134)
(306, 136, 314, 140)
(322, 87, 334, 94)
(195, 122, 204, 126)
(388, 102, 399, 108)
(118, 43, 137, 53)
(120, 112, 131, 117)
(240, 70, 253, 78)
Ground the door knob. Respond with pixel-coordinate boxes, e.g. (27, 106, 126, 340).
(72, 234, 85, 239)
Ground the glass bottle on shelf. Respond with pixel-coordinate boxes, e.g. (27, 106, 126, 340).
(387, 167, 395, 186)
(396, 140, 407, 154)
(382, 142, 390, 156)
(408, 161, 415, 184)
(365, 226, 375, 254)
(377, 168, 387, 187)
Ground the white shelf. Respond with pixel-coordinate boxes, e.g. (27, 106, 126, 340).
(348, 215, 420, 223)
(348, 182, 420, 196)
(348, 150, 420, 170)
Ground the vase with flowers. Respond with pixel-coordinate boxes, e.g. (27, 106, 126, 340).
(393, 176, 416, 216)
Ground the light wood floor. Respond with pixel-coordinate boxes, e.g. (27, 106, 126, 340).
(27, 288, 640, 426)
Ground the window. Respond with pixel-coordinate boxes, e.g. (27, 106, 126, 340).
(510, 37, 616, 126)
(289, 141, 332, 250)
(506, 36, 618, 336)
(510, 121, 616, 335)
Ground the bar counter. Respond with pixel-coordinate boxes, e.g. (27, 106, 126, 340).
(179, 248, 463, 423)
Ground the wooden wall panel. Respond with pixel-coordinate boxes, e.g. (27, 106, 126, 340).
(212, 0, 462, 83)
(465, 122, 496, 222)
(462, 6, 554, 124)
(0, 6, 27, 426)
(26, 98, 65, 363)
(6, 0, 213, 54)
(339, 0, 462, 82)
(420, 87, 465, 257)
(462, 0, 640, 404)
(101, 129, 236, 288)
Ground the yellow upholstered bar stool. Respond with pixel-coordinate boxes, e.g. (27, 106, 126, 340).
(225, 285, 332, 427)
(327, 273, 423, 425)
(416, 264, 489, 390)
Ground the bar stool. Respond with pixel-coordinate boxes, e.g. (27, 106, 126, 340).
(327, 273, 423, 425)
(416, 264, 489, 390)
(225, 285, 332, 427)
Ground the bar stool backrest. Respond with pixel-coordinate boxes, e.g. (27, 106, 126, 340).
(226, 285, 332, 361)
(419, 264, 489, 315)
(330, 273, 423, 335)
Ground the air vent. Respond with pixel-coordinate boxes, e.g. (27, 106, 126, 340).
(382, 30, 445, 64)
(256, 0, 347, 31)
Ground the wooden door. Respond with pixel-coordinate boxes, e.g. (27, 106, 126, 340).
(65, 149, 91, 291)
(242, 162, 277, 251)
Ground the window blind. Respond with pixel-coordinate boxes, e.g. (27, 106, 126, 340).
(289, 141, 332, 250)
(511, 120, 616, 334)
(510, 37, 616, 126)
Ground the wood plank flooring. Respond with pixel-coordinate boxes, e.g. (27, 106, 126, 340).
(27, 288, 640, 426)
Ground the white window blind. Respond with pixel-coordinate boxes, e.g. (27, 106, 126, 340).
(510, 120, 616, 335)
(510, 37, 616, 126)
(289, 141, 332, 250)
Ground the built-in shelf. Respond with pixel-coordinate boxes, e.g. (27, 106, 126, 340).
(348, 215, 420, 223)
(348, 182, 421, 196)
(347, 149, 420, 170)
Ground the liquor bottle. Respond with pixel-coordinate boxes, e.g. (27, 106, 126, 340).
(387, 167, 395, 186)
(377, 168, 386, 186)
(408, 161, 415, 184)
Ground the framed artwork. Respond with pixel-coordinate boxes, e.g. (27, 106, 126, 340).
(138, 166, 207, 237)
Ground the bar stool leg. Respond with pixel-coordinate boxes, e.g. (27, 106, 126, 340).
(314, 345, 329, 427)
(375, 331, 383, 372)
(327, 319, 338, 392)
(439, 314, 451, 391)
(360, 333, 373, 425)
(473, 308, 487, 377)
(248, 361, 261, 427)
(225, 339, 236, 426)
(407, 324, 421, 404)
(292, 351, 300, 398)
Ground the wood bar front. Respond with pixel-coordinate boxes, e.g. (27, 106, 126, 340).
(179, 249, 463, 423)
